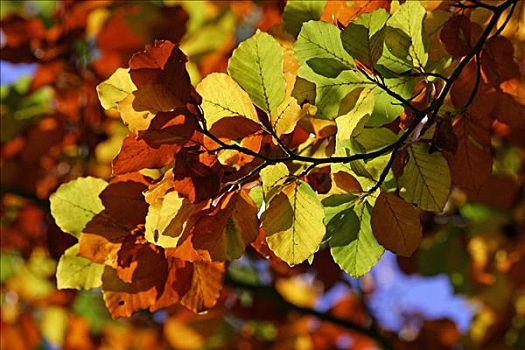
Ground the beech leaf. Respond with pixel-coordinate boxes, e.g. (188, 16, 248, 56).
(50, 177, 108, 238)
(181, 261, 225, 313)
(371, 192, 422, 257)
(56, 244, 104, 290)
(329, 202, 384, 277)
(262, 181, 325, 266)
(96, 68, 136, 110)
(399, 143, 451, 212)
(196, 73, 259, 127)
(228, 31, 286, 114)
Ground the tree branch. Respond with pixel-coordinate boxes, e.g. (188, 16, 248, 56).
(225, 275, 392, 350)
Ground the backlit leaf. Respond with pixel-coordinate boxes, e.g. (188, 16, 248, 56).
(113, 134, 179, 175)
(283, 0, 326, 38)
(341, 8, 389, 67)
(50, 177, 108, 238)
(399, 143, 451, 212)
(228, 31, 286, 114)
(191, 191, 259, 261)
(96, 68, 136, 110)
(371, 192, 422, 257)
(145, 191, 187, 248)
(56, 244, 104, 290)
(295, 21, 355, 81)
(336, 88, 374, 139)
(260, 163, 289, 203)
(181, 261, 225, 313)
(329, 202, 384, 277)
(271, 95, 303, 136)
(262, 181, 325, 265)
(386, 0, 428, 68)
(196, 73, 259, 127)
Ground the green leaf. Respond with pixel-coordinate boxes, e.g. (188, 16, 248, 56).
(145, 191, 189, 248)
(304, 70, 372, 119)
(388, 0, 428, 68)
(228, 31, 286, 114)
(283, 0, 326, 37)
(196, 72, 259, 127)
(376, 1, 428, 74)
(368, 77, 415, 126)
(336, 88, 375, 139)
(96, 68, 136, 110)
(295, 21, 355, 81)
(56, 244, 104, 290)
(355, 127, 398, 151)
(271, 95, 303, 136)
(260, 163, 289, 202)
(376, 27, 413, 74)
(329, 202, 384, 278)
(341, 9, 390, 67)
(322, 194, 357, 240)
(50, 177, 108, 238)
(262, 181, 325, 265)
(399, 143, 451, 212)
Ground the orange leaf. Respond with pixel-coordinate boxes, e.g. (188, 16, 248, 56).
(191, 190, 259, 261)
(440, 15, 482, 58)
(181, 261, 225, 313)
(113, 134, 179, 175)
(446, 114, 492, 196)
(371, 192, 422, 257)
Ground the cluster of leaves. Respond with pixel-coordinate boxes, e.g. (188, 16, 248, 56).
(49, 0, 524, 323)
(2, 0, 525, 349)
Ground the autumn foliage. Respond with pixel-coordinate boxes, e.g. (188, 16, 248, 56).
(1, 0, 525, 349)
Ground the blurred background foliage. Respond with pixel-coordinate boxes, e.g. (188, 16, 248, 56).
(0, 1, 524, 349)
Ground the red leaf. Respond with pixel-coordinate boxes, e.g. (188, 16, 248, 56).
(440, 15, 482, 58)
(138, 110, 198, 148)
(113, 134, 179, 175)
(446, 114, 492, 196)
(191, 190, 259, 261)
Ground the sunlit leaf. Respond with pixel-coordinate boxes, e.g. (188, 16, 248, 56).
(371, 192, 422, 257)
(196, 73, 259, 127)
(228, 31, 286, 114)
(50, 177, 108, 238)
(262, 181, 325, 265)
(96, 68, 136, 110)
(399, 143, 451, 212)
(283, 0, 326, 38)
(329, 201, 384, 277)
(56, 244, 104, 290)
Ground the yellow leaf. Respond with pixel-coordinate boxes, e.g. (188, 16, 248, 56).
(96, 68, 136, 110)
(196, 72, 259, 127)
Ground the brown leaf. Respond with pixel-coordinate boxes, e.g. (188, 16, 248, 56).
(153, 257, 194, 311)
(172, 147, 222, 203)
(129, 40, 199, 110)
(481, 36, 520, 86)
(78, 231, 121, 266)
(440, 15, 482, 58)
(371, 192, 422, 257)
(180, 261, 225, 313)
(99, 177, 150, 228)
(138, 111, 198, 148)
(113, 134, 179, 175)
(102, 266, 159, 319)
(446, 114, 492, 196)
(191, 190, 259, 261)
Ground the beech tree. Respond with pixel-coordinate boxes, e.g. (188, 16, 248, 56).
(1, 0, 524, 349)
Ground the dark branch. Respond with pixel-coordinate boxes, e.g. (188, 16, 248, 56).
(225, 275, 392, 350)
